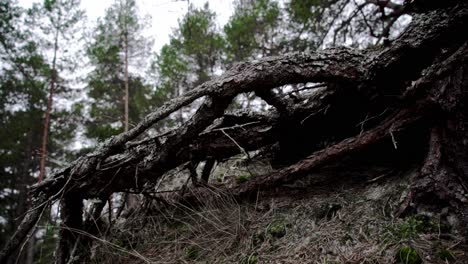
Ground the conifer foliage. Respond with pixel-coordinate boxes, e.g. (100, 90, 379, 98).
(1, 0, 467, 263)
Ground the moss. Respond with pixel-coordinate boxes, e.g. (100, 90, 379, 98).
(437, 248, 455, 262)
(412, 215, 438, 233)
(252, 230, 265, 246)
(384, 215, 438, 242)
(267, 220, 287, 238)
(184, 246, 199, 260)
(395, 246, 422, 264)
(236, 174, 251, 184)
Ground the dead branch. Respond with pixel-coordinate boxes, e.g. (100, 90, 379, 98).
(2, 2, 467, 262)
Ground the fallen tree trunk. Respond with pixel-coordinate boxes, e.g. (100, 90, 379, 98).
(1, 1, 467, 263)
(30, 2, 467, 200)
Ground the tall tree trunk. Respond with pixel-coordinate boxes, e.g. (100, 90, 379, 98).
(39, 29, 59, 182)
(123, 15, 137, 209)
(124, 32, 129, 133)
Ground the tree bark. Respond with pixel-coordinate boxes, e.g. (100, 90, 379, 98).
(56, 194, 83, 264)
(124, 33, 129, 133)
(2, 1, 468, 261)
(39, 28, 59, 182)
(27, 2, 466, 201)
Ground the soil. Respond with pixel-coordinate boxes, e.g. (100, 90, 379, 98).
(92, 160, 468, 264)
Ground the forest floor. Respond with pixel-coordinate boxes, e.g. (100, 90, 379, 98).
(92, 159, 468, 264)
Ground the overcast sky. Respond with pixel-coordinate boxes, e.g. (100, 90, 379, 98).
(18, 0, 235, 52)
(14, 1, 236, 150)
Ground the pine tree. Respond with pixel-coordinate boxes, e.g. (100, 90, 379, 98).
(35, 0, 85, 182)
(0, 1, 80, 262)
(224, 0, 280, 64)
(175, 3, 224, 86)
(86, 0, 152, 141)
(154, 3, 223, 124)
(86, 0, 153, 210)
(0, 41, 48, 264)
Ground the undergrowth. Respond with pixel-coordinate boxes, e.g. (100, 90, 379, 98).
(91, 169, 468, 263)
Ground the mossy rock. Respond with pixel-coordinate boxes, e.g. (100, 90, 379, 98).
(395, 246, 422, 264)
(267, 220, 287, 238)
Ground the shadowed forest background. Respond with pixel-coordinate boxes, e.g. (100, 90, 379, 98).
(1, 0, 467, 263)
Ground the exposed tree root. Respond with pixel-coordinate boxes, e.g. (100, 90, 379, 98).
(233, 102, 433, 197)
(1, 2, 468, 263)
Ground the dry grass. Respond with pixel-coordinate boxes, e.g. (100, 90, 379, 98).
(92, 167, 468, 264)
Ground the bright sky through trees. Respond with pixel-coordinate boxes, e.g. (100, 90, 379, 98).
(18, 0, 234, 52)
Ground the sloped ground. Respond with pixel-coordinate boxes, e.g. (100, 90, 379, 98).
(90, 159, 468, 264)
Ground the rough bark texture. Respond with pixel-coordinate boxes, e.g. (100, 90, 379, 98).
(1, 1, 467, 263)
(56, 194, 83, 264)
